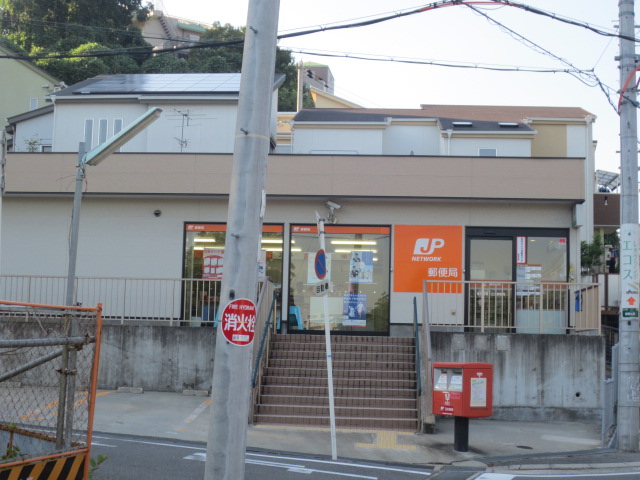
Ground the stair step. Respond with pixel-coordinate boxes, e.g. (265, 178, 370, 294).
(253, 413, 417, 430)
(258, 394, 417, 409)
(270, 342, 415, 354)
(256, 404, 418, 419)
(268, 359, 415, 370)
(255, 335, 418, 431)
(262, 376, 416, 389)
(272, 334, 415, 345)
(261, 384, 417, 398)
(269, 350, 414, 362)
(263, 367, 416, 381)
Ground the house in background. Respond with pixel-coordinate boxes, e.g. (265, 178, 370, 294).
(133, 10, 211, 57)
(0, 43, 64, 150)
(7, 73, 284, 154)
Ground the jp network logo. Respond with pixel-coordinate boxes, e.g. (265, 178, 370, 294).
(413, 238, 445, 256)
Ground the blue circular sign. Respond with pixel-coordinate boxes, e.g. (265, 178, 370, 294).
(315, 249, 327, 280)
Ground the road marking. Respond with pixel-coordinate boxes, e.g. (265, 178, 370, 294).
(356, 430, 417, 450)
(247, 452, 430, 475)
(167, 399, 211, 435)
(90, 441, 118, 448)
(475, 475, 515, 480)
(540, 434, 601, 446)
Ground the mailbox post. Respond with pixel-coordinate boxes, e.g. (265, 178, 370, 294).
(432, 362, 493, 452)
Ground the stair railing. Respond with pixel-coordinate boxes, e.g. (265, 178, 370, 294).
(248, 287, 279, 424)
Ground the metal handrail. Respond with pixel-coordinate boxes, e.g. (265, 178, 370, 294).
(413, 296, 422, 396)
(251, 292, 278, 389)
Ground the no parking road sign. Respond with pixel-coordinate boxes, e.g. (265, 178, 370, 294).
(315, 249, 327, 280)
(221, 298, 256, 346)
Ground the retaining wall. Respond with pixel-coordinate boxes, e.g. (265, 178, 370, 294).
(92, 327, 603, 422)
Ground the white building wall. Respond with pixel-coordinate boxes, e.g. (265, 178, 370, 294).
(449, 137, 531, 157)
(382, 124, 439, 155)
(1, 196, 575, 327)
(12, 113, 54, 152)
(51, 102, 238, 153)
(291, 128, 384, 154)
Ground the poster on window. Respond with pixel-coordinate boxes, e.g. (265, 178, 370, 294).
(342, 293, 367, 327)
(349, 251, 374, 284)
(203, 248, 224, 279)
(307, 252, 332, 283)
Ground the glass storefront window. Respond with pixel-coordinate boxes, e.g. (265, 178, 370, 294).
(289, 225, 390, 334)
(183, 223, 283, 324)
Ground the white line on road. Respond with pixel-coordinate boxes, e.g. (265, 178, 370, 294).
(476, 472, 640, 479)
(90, 441, 118, 448)
(246, 452, 430, 476)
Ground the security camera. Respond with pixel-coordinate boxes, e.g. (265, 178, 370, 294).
(326, 201, 341, 210)
(154, 209, 162, 217)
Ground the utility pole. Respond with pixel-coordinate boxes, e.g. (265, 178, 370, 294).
(617, 0, 640, 452)
(204, 1, 280, 479)
(297, 60, 304, 111)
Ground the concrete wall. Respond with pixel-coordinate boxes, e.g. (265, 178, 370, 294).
(98, 325, 215, 392)
(94, 326, 604, 423)
(430, 332, 604, 423)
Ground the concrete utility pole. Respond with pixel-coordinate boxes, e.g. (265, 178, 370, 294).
(204, 1, 280, 479)
(617, 0, 640, 452)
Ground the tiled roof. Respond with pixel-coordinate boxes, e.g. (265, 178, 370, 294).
(420, 104, 594, 122)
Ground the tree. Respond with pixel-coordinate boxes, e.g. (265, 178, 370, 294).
(581, 232, 605, 274)
(36, 43, 141, 85)
(141, 22, 313, 111)
(0, 0, 152, 52)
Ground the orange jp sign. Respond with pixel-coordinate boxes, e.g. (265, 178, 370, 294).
(393, 225, 463, 293)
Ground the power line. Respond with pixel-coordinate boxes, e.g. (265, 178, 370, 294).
(464, 3, 620, 112)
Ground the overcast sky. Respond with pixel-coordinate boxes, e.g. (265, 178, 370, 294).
(156, 0, 624, 174)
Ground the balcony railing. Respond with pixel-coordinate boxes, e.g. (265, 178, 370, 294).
(0, 275, 242, 326)
(423, 280, 600, 334)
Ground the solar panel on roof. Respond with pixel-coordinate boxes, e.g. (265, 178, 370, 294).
(71, 73, 242, 95)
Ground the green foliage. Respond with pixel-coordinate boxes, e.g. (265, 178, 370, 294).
(36, 42, 144, 85)
(581, 232, 605, 274)
(141, 54, 190, 73)
(0, 0, 151, 52)
(89, 454, 109, 479)
(3, 6, 307, 111)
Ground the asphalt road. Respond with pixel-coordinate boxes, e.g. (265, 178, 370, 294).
(89, 432, 434, 480)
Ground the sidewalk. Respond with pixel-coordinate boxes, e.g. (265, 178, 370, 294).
(92, 390, 640, 473)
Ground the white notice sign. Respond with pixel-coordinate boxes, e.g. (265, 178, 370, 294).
(470, 377, 487, 407)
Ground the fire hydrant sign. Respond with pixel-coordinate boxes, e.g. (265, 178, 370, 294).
(220, 298, 256, 346)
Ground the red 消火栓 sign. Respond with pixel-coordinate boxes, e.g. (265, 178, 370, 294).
(220, 298, 256, 346)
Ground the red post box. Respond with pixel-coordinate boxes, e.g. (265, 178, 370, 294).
(432, 362, 493, 452)
(432, 362, 493, 417)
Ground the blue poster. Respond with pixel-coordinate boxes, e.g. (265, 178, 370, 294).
(349, 251, 374, 284)
(343, 293, 367, 327)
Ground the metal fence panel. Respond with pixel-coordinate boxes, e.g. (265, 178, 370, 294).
(0, 301, 101, 475)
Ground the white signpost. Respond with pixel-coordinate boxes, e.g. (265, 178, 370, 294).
(315, 212, 338, 460)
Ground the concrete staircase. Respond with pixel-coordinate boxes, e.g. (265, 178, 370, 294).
(254, 334, 418, 430)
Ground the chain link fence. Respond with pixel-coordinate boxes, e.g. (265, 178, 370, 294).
(0, 300, 101, 472)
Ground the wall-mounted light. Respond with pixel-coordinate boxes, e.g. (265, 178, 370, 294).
(604, 195, 609, 206)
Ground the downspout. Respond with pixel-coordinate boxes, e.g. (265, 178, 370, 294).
(446, 129, 453, 155)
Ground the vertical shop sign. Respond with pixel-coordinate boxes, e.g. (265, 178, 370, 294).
(516, 237, 527, 264)
(393, 225, 463, 293)
(620, 224, 639, 318)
